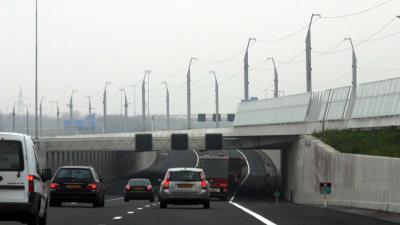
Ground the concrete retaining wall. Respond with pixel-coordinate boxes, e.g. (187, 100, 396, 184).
(37, 148, 156, 181)
(283, 135, 400, 213)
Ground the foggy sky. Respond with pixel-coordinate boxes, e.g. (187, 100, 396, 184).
(0, 0, 399, 118)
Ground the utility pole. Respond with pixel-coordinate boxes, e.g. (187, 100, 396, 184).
(39, 96, 44, 136)
(244, 38, 256, 101)
(131, 85, 136, 118)
(306, 14, 321, 93)
(210, 71, 219, 128)
(267, 57, 279, 98)
(86, 96, 92, 133)
(163, 82, 170, 130)
(186, 57, 197, 129)
(142, 72, 147, 131)
(122, 89, 128, 132)
(103, 82, 111, 133)
(34, 0, 39, 140)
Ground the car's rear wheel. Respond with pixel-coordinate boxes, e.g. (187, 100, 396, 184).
(93, 197, 104, 208)
(28, 209, 40, 225)
(124, 196, 129, 202)
(38, 208, 47, 225)
(160, 200, 167, 208)
(149, 195, 155, 202)
(203, 200, 210, 209)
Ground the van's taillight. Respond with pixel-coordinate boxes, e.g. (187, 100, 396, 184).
(162, 180, 170, 189)
(201, 181, 208, 189)
(28, 175, 35, 193)
(147, 185, 152, 192)
(87, 183, 97, 190)
(50, 183, 59, 190)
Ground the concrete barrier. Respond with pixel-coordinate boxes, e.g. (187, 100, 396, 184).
(283, 135, 400, 213)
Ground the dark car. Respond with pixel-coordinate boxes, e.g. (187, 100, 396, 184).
(124, 178, 154, 202)
(49, 166, 106, 207)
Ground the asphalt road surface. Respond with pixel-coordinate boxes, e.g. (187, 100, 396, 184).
(1, 150, 398, 225)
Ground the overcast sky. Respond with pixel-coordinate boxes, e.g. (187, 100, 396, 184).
(0, 0, 399, 117)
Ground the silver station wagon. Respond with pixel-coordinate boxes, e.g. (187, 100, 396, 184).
(158, 168, 210, 209)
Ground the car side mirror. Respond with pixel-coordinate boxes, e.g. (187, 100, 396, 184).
(41, 169, 52, 181)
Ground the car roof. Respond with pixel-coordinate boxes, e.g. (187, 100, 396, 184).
(0, 132, 28, 141)
(168, 167, 203, 172)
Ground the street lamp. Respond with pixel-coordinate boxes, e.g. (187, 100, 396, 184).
(34, 0, 39, 140)
(305, 13, 321, 93)
(142, 71, 150, 131)
(187, 57, 197, 129)
(244, 38, 256, 101)
(344, 38, 357, 96)
(68, 90, 77, 129)
(25, 105, 29, 134)
(39, 96, 45, 136)
(163, 81, 170, 130)
(267, 57, 279, 98)
(210, 71, 219, 128)
(103, 81, 111, 133)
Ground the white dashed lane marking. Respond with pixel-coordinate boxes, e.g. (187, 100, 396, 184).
(137, 207, 143, 210)
(127, 211, 134, 214)
(113, 216, 122, 220)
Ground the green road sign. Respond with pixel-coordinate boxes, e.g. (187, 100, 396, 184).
(319, 182, 332, 195)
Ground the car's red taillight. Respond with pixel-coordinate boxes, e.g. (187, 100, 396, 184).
(147, 185, 152, 192)
(201, 180, 208, 189)
(125, 185, 131, 191)
(162, 180, 170, 189)
(50, 183, 59, 190)
(87, 183, 97, 190)
(28, 175, 34, 193)
(220, 183, 228, 188)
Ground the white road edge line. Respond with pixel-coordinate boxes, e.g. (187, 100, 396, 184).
(106, 197, 124, 202)
(192, 149, 200, 168)
(229, 150, 277, 225)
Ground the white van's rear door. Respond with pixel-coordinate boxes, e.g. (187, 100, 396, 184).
(0, 139, 28, 203)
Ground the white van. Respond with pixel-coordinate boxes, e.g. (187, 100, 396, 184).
(0, 132, 52, 225)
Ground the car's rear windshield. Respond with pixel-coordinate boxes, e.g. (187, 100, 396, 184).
(169, 171, 201, 182)
(55, 168, 93, 181)
(0, 140, 24, 171)
(129, 179, 150, 186)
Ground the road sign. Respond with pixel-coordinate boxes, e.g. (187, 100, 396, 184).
(319, 182, 332, 195)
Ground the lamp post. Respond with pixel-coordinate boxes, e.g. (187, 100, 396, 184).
(68, 90, 76, 129)
(305, 13, 321, 93)
(103, 82, 111, 133)
(0, 110, 3, 132)
(186, 57, 197, 129)
(244, 38, 256, 101)
(344, 38, 357, 96)
(142, 75, 145, 131)
(39, 96, 45, 136)
(12, 103, 16, 132)
(34, 0, 39, 140)
(86, 96, 92, 133)
(267, 57, 279, 98)
(210, 71, 219, 128)
(163, 82, 170, 130)
(121, 89, 128, 132)
(25, 105, 29, 134)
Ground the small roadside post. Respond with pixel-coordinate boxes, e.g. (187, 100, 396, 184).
(320, 182, 332, 207)
(273, 190, 281, 204)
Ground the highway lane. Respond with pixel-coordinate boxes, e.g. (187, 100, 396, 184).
(2, 150, 398, 225)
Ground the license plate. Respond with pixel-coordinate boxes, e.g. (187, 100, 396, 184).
(177, 183, 193, 188)
(66, 184, 81, 189)
(134, 187, 143, 191)
(210, 188, 220, 192)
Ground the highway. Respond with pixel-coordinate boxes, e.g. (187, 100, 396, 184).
(2, 150, 397, 225)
